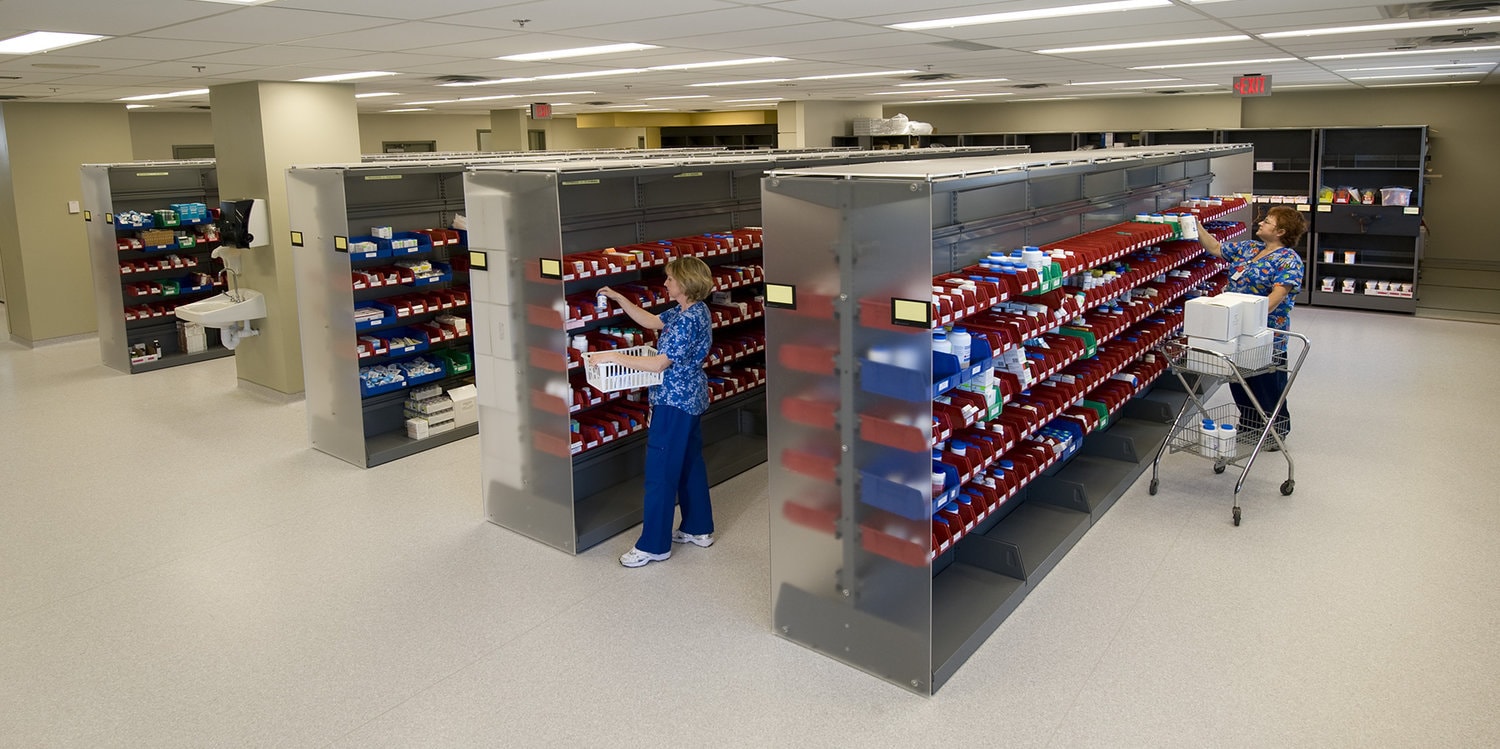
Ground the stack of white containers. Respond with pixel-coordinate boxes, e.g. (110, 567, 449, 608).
(1182, 292, 1274, 458)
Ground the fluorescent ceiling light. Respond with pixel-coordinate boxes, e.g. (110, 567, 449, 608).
(1262, 16, 1500, 39)
(0, 31, 108, 55)
(1308, 44, 1500, 61)
(384, 108, 429, 113)
(194, 0, 277, 4)
(1337, 62, 1497, 72)
(125, 104, 152, 109)
(117, 89, 210, 102)
(889, 0, 1169, 31)
(868, 89, 953, 95)
(720, 97, 783, 102)
(533, 68, 644, 81)
(1348, 71, 1488, 80)
(642, 95, 711, 101)
(1038, 34, 1248, 54)
(687, 78, 789, 87)
(935, 92, 1014, 97)
(1068, 77, 1180, 85)
(354, 92, 399, 99)
(402, 99, 456, 105)
(497, 43, 658, 62)
(1134, 57, 1297, 70)
(910, 98, 972, 103)
(1368, 80, 1480, 88)
(1008, 97, 1082, 102)
(439, 78, 534, 87)
(898, 78, 1008, 86)
(1275, 84, 1346, 89)
(647, 57, 786, 71)
(795, 70, 919, 80)
(296, 71, 396, 83)
(458, 94, 520, 102)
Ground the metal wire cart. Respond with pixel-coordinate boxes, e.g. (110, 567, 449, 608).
(1148, 330, 1309, 525)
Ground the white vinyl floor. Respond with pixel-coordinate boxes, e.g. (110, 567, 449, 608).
(2, 301, 1498, 748)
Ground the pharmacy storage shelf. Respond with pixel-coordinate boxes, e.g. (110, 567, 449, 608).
(761, 144, 1251, 695)
(1310, 126, 1427, 314)
(287, 162, 477, 468)
(1220, 128, 1319, 306)
(81, 160, 233, 374)
(465, 147, 1027, 556)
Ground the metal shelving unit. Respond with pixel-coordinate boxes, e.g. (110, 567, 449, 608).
(761, 144, 1252, 694)
(465, 147, 1027, 555)
(1221, 128, 1319, 306)
(81, 160, 232, 374)
(287, 162, 477, 468)
(1310, 126, 1428, 314)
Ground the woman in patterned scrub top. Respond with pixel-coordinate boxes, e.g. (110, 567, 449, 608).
(593, 257, 716, 568)
(1197, 204, 1306, 445)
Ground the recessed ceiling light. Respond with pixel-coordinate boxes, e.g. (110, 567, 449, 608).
(1038, 35, 1249, 55)
(1348, 71, 1488, 80)
(354, 92, 399, 99)
(1008, 97, 1082, 102)
(795, 70, 920, 80)
(30, 62, 101, 70)
(1133, 57, 1297, 70)
(687, 78, 790, 87)
(117, 89, 210, 102)
(901, 98, 973, 103)
(867, 89, 954, 95)
(402, 99, 456, 105)
(647, 57, 787, 71)
(1368, 80, 1480, 88)
(296, 71, 397, 83)
(384, 108, 429, 113)
(1338, 62, 1496, 73)
(125, 104, 152, 110)
(898, 78, 1009, 87)
(935, 92, 1015, 97)
(497, 43, 659, 62)
(458, 94, 521, 102)
(720, 97, 784, 102)
(642, 95, 711, 101)
(533, 69, 645, 81)
(0, 31, 108, 55)
(1068, 78, 1180, 86)
(889, 0, 1170, 31)
(1262, 16, 1500, 39)
(1308, 44, 1500, 61)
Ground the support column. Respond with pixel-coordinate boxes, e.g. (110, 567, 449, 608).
(0, 103, 133, 345)
(489, 109, 529, 151)
(210, 81, 360, 395)
(776, 101, 882, 148)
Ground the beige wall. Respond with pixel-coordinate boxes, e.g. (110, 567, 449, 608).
(359, 113, 491, 154)
(540, 117, 646, 150)
(129, 111, 214, 160)
(778, 101, 882, 148)
(0, 103, 134, 343)
(891, 94, 1242, 134)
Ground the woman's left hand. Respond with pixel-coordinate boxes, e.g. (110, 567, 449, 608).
(590, 351, 620, 366)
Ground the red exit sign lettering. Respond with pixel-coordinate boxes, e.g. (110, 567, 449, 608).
(1232, 74, 1272, 97)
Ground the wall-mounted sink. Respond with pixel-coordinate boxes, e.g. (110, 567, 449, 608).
(175, 289, 266, 327)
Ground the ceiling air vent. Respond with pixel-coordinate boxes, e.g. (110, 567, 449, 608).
(931, 40, 1003, 52)
(432, 75, 491, 85)
(1011, 83, 1050, 89)
(585, 101, 613, 106)
(904, 72, 958, 81)
(190, 105, 211, 110)
(1381, 1, 1500, 19)
(1394, 30, 1500, 46)
(0, 95, 28, 100)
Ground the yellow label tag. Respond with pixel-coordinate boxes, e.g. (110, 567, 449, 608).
(1317, 205, 1332, 213)
(135, 172, 169, 177)
(1402, 207, 1419, 215)
(334, 236, 349, 251)
(364, 175, 403, 181)
(469, 251, 488, 270)
(1296, 204, 1310, 212)
(539, 258, 563, 279)
(675, 172, 703, 178)
(764, 283, 795, 307)
(290, 231, 304, 247)
(85, 210, 93, 221)
(562, 179, 601, 186)
(892, 298, 930, 326)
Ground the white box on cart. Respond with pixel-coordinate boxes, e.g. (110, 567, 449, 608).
(1183, 297, 1242, 341)
(1215, 292, 1269, 335)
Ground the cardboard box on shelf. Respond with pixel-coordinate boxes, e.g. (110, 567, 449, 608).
(447, 384, 478, 427)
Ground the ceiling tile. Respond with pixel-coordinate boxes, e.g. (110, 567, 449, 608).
(136, 6, 397, 45)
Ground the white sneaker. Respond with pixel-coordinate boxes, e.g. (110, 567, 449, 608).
(672, 530, 715, 548)
(620, 546, 670, 568)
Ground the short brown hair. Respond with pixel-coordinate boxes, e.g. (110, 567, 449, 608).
(1265, 205, 1307, 248)
(666, 256, 714, 302)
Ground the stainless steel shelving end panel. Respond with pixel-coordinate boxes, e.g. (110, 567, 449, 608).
(81, 165, 128, 373)
(466, 169, 578, 555)
(286, 168, 366, 467)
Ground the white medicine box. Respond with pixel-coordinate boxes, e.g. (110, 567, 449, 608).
(1183, 297, 1242, 341)
(1216, 292, 1269, 335)
(1236, 328, 1275, 370)
(447, 384, 478, 427)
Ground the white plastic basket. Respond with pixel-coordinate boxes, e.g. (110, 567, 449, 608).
(581, 345, 663, 392)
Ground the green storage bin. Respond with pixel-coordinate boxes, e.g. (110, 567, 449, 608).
(436, 349, 472, 375)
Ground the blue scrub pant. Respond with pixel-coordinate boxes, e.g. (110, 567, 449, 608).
(1231, 368, 1290, 437)
(636, 405, 713, 554)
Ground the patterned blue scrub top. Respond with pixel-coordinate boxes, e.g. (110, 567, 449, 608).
(651, 302, 711, 415)
(1221, 240, 1304, 345)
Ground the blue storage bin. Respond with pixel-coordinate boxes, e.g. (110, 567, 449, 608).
(387, 231, 434, 257)
(859, 335, 994, 402)
(347, 235, 393, 260)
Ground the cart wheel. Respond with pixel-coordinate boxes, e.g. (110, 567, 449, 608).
(1149, 479, 1159, 496)
(1213, 463, 1226, 475)
(1281, 479, 1295, 496)
(1232, 506, 1241, 526)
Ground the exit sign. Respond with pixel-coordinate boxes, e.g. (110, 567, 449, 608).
(1232, 74, 1272, 97)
